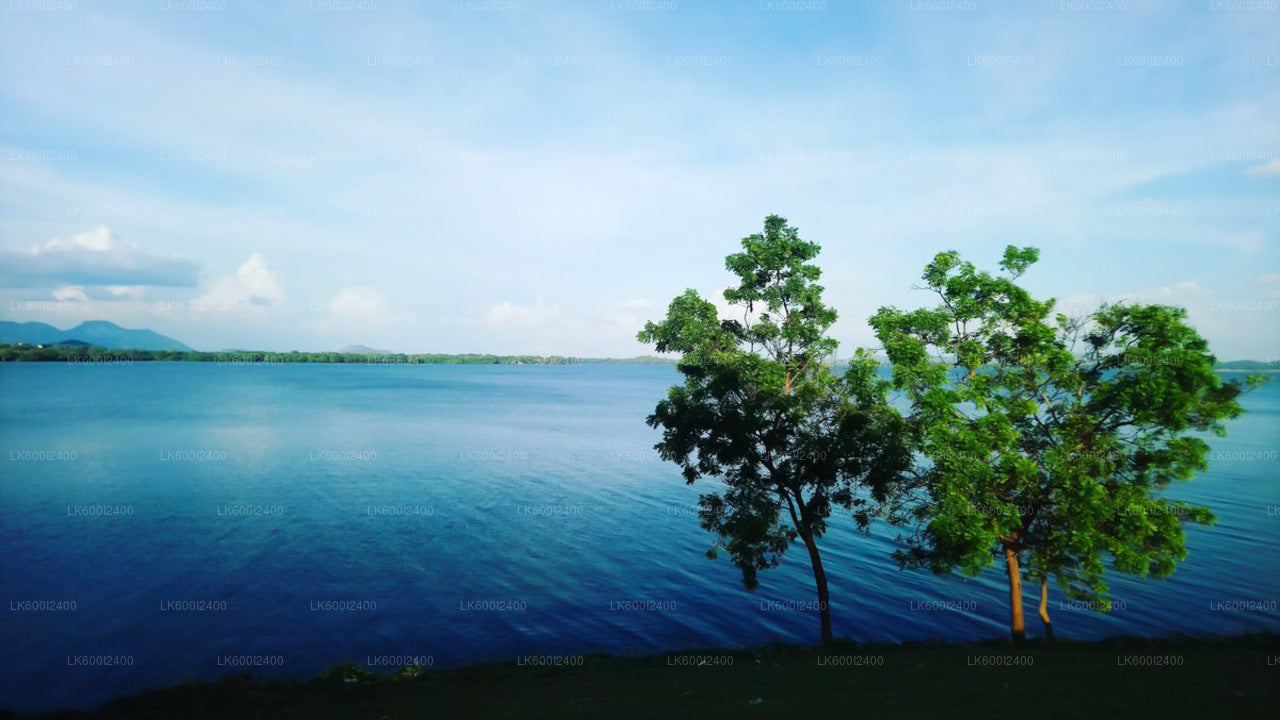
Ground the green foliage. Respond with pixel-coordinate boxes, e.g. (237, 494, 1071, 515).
(871, 245, 1259, 612)
(639, 216, 911, 612)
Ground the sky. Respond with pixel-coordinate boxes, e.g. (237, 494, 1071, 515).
(0, 0, 1277, 358)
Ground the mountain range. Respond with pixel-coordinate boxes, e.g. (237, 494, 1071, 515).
(0, 320, 192, 351)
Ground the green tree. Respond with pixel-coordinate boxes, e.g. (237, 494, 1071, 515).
(870, 246, 1259, 642)
(639, 215, 911, 643)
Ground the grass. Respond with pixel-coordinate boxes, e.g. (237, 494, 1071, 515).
(20, 634, 1279, 720)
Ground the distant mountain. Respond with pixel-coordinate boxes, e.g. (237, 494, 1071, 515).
(0, 320, 191, 351)
(1215, 360, 1279, 371)
(0, 321, 63, 345)
(340, 344, 393, 355)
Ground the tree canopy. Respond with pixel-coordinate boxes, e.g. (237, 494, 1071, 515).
(640, 215, 911, 643)
(870, 246, 1260, 641)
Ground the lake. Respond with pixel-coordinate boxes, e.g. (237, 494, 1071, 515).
(1, 363, 1277, 711)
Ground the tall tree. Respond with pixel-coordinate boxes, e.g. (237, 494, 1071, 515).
(639, 215, 911, 644)
(871, 246, 1259, 642)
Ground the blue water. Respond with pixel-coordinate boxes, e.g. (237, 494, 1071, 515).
(1, 363, 1277, 710)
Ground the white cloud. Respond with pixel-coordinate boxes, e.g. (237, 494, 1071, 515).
(45, 227, 112, 252)
(0, 226, 199, 288)
(306, 286, 412, 340)
(484, 299, 562, 328)
(49, 284, 150, 302)
(1258, 274, 1280, 298)
(1057, 282, 1210, 319)
(1246, 158, 1280, 177)
(196, 253, 283, 311)
(0, 5, 1274, 358)
(100, 285, 148, 301)
(1124, 281, 1206, 302)
(1062, 281, 1275, 359)
(323, 286, 385, 321)
(52, 286, 88, 303)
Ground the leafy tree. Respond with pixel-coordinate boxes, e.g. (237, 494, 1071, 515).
(639, 215, 911, 643)
(870, 246, 1259, 642)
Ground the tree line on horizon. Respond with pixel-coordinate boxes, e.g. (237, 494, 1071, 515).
(638, 214, 1265, 644)
(0, 346, 675, 366)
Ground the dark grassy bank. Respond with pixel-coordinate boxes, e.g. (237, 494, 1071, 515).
(20, 634, 1278, 720)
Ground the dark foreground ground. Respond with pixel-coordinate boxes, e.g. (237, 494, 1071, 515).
(19, 634, 1279, 720)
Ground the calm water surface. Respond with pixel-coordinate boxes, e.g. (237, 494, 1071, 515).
(1, 363, 1277, 710)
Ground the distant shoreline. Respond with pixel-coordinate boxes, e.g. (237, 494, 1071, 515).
(0, 344, 675, 365)
(1, 344, 1274, 372)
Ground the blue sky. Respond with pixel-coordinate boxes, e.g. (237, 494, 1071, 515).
(1, 0, 1277, 358)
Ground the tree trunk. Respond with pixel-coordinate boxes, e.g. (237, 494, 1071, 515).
(1038, 577, 1054, 643)
(800, 532, 833, 644)
(1003, 545, 1026, 644)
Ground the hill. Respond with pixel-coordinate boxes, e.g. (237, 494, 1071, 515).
(339, 344, 393, 355)
(0, 320, 63, 345)
(0, 320, 191, 351)
(1215, 360, 1279, 372)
